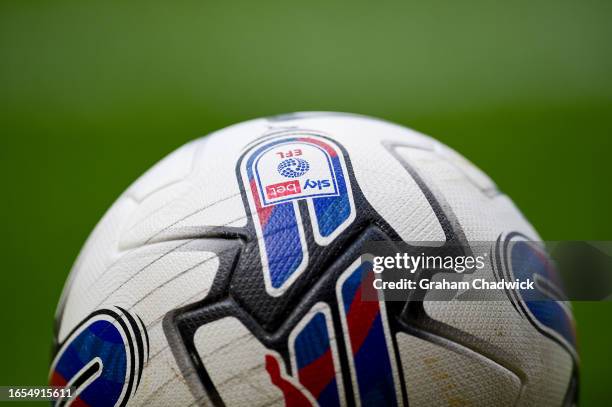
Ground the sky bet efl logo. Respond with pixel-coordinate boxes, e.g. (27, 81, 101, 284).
(250, 140, 340, 206)
(240, 133, 355, 296)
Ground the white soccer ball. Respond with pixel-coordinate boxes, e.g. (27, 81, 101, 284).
(50, 113, 577, 407)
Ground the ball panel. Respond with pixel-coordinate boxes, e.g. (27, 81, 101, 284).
(396, 332, 522, 406)
(194, 317, 286, 406)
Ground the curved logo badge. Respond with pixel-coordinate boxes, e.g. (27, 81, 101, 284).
(252, 139, 339, 206)
(49, 307, 149, 407)
(495, 233, 577, 361)
(240, 133, 356, 296)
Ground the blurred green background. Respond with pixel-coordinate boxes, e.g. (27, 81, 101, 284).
(1, 0, 611, 405)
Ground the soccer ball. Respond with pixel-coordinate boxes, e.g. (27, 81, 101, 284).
(50, 113, 578, 406)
